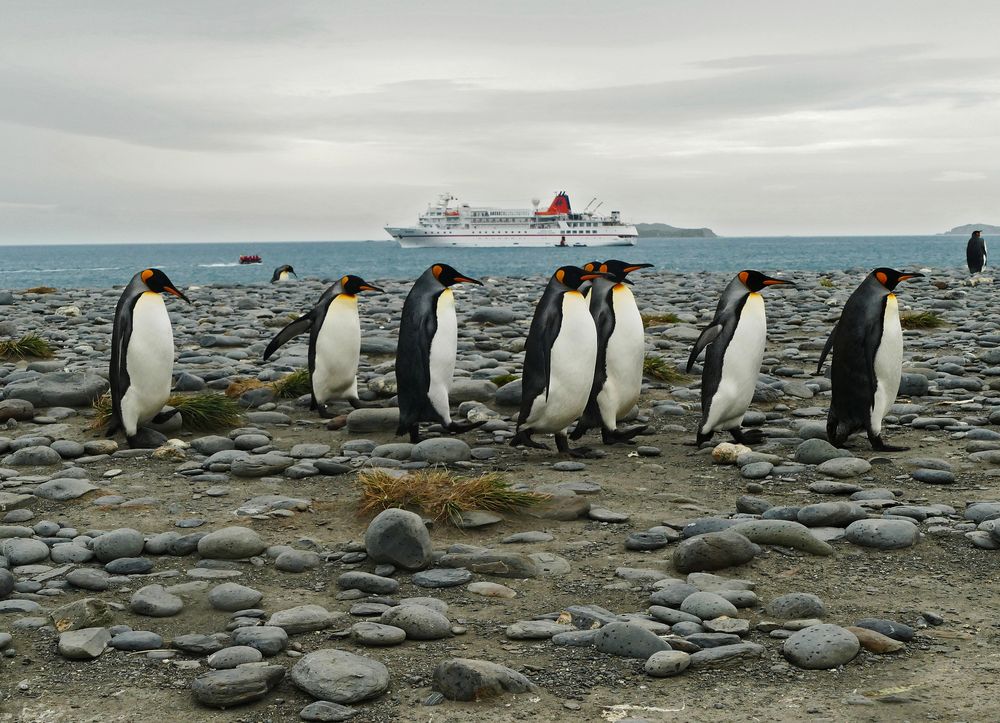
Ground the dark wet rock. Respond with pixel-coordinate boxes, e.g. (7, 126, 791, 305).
(672, 531, 757, 573)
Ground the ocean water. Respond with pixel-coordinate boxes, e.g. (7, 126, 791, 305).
(0, 236, 990, 289)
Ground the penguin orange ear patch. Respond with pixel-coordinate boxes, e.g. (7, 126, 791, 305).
(738, 271, 749, 286)
(432, 265, 443, 279)
(342, 276, 349, 286)
(876, 271, 888, 286)
(141, 269, 154, 283)
(555, 269, 565, 284)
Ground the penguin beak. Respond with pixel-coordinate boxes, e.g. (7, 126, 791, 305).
(165, 286, 191, 303)
(454, 276, 483, 286)
(624, 263, 654, 273)
(762, 277, 795, 287)
(897, 272, 924, 281)
(580, 273, 613, 281)
(359, 283, 383, 293)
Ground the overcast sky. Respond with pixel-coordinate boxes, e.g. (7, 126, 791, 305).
(1, 0, 998, 243)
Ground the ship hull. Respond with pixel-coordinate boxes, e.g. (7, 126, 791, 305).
(387, 229, 638, 249)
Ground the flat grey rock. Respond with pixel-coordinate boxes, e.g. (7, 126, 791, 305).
(291, 649, 390, 704)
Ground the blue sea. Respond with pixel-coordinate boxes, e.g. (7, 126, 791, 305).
(0, 236, 990, 289)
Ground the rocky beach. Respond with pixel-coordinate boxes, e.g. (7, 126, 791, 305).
(1, 267, 1000, 722)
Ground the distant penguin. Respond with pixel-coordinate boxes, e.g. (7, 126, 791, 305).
(687, 270, 795, 446)
(271, 265, 297, 283)
(817, 267, 923, 451)
(263, 275, 383, 417)
(571, 260, 653, 444)
(395, 264, 484, 442)
(512, 265, 608, 456)
(967, 231, 987, 274)
(109, 268, 190, 447)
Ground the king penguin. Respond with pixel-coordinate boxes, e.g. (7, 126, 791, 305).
(687, 270, 795, 446)
(395, 264, 484, 442)
(571, 260, 654, 444)
(109, 268, 190, 447)
(817, 267, 923, 451)
(512, 265, 609, 456)
(271, 265, 297, 283)
(263, 275, 383, 417)
(967, 231, 987, 274)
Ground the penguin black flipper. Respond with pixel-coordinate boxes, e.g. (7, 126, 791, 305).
(109, 286, 140, 431)
(686, 323, 723, 373)
(572, 284, 616, 439)
(396, 290, 442, 434)
(517, 285, 565, 427)
(305, 298, 335, 412)
(827, 297, 883, 442)
(816, 322, 838, 374)
(263, 313, 313, 361)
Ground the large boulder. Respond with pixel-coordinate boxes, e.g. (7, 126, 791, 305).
(290, 649, 390, 704)
(4, 372, 109, 408)
(364, 509, 432, 570)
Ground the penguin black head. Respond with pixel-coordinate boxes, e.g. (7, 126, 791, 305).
(599, 260, 654, 284)
(972, 230, 982, 237)
(431, 264, 482, 287)
(279, 265, 296, 276)
(340, 275, 383, 295)
(872, 267, 924, 291)
(140, 269, 190, 303)
(582, 260, 603, 273)
(553, 265, 608, 291)
(737, 270, 795, 292)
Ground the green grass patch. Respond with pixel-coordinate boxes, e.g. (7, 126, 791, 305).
(0, 334, 55, 360)
(643, 354, 689, 384)
(358, 469, 549, 525)
(641, 312, 681, 328)
(900, 310, 945, 330)
(91, 392, 241, 432)
(818, 277, 835, 288)
(272, 368, 311, 398)
(490, 374, 518, 387)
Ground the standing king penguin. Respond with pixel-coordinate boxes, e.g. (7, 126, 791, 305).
(817, 267, 923, 451)
(571, 260, 653, 444)
(967, 230, 987, 274)
(512, 265, 608, 456)
(687, 270, 795, 446)
(109, 269, 190, 447)
(271, 265, 297, 283)
(395, 264, 484, 442)
(263, 275, 383, 417)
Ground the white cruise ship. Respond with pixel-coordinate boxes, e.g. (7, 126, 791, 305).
(385, 192, 638, 248)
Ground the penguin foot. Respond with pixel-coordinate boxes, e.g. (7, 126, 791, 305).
(601, 424, 648, 445)
(869, 433, 908, 452)
(317, 404, 336, 419)
(348, 398, 378, 410)
(408, 426, 423, 444)
(695, 430, 714, 447)
(151, 409, 179, 424)
(447, 420, 486, 435)
(555, 433, 597, 458)
(510, 429, 549, 450)
(731, 427, 764, 445)
(568, 423, 590, 441)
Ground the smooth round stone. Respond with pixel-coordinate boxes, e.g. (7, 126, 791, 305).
(808, 481, 862, 495)
(467, 582, 516, 598)
(300, 701, 359, 722)
(109, 630, 163, 651)
(740, 462, 774, 480)
(680, 592, 738, 620)
(783, 624, 860, 669)
(197, 527, 266, 559)
(735, 495, 772, 514)
(0, 569, 14, 598)
(911, 468, 955, 484)
(552, 461, 586, 472)
(230, 626, 288, 656)
(845, 519, 920, 549)
(364, 509, 432, 571)
(644, 650, 691, 677)
(409, 438, 471, 464)
(50, 544, 95, 564)
(380, 605, 451, 640)
(66, 568, 109, 591)
(765, 593, 826, 619)
(337, 571, 399, 595)
(1, 538, 50, 566)
(593, 621, 670, 659)
(501, 531, 554, 544)
(349, 603, 391, 617)
(797, 502, 867, 527)
(290, 649, 389, 704)
(130, 585, 184, 617)
(91, 528, 145, 562)
(412, 568, 472, 588)
(588, 507, 630, 523)
(670, 621, 704, 636)
(275, 549, 321, 572)
(350, 622, 406, 646)
(505, 620, 572, 640)
(817, 457, 872, 478)
(208, 583, 263, 612)
(649, 582, 701, 608)
(625, 531, 671, 551)
(853, 618, 916, 642)
(104, 557, 153, 575)
(672, 531, 757, 573)
(207, 645, 264, 669)
(795, 439, 852, 464)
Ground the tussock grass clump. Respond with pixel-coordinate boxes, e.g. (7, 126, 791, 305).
(272, 369, 311, 398)
(358, 469, 548, 525)
(641, 312, 681, 328)
(22, 286, 57, 294)
(644, 354, 690, 384)
(90, 392, 241, 432)
(900, 311, 945, 330)
(818, 277, 835, 288)
(225, 378, 268, 398)
(0, 334, 55, 360)
(490, 374, 518, 387)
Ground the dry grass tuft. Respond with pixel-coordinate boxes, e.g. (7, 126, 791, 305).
(900, 310, 945, 330)
(641, 312, 681, 327)
(818, 277, 835, 288)
(643, 354, 689, 384)
(358, 469, 548, 525)
(90, 392, 241, 432)
(22, 286, 57, 294)
(0, 334, 55, 360)
(225, 377, 268, 398)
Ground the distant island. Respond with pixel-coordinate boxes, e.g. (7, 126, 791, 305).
(636, 222, 718, 238)
(941, 224, 1000, 235)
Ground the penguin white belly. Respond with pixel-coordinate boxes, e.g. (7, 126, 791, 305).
(121, 293, 174, 435)
(702, 293, 766, 433)
(278, 271, 290, 281)
(526, 292, 597, 432)
(428, 288, 457, 425)
(870, 295, 903, 435)
(313, 295, 360, 404)
(599, 286, 645, 424)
